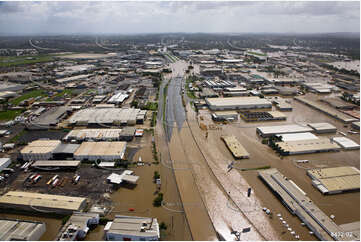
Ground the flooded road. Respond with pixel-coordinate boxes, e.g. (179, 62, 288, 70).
(159, 59, 359, 241)
(157, 60, 278, 240)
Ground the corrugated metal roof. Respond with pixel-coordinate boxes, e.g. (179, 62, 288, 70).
(221, 136, 249, 159)
(206, 96, 271, 106)
(0, 191, 86, 211)
(20, 140, 61, 155)
(308, 166, 360, 193)
(74, 142, 126, 157)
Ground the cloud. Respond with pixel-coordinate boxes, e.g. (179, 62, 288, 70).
(0, 1, 359, 34)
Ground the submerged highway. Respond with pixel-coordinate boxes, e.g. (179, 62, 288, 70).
(156, 58, 279, 241)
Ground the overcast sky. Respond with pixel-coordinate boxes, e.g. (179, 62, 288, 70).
(0, 1, 359, 34)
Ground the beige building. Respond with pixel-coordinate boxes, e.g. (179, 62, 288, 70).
(74, 142, 127, 161)
(20, 140, 61, 161)
(0, 191, 87, 214)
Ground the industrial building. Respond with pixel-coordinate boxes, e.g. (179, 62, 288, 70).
(74, 142, 127, 161)
(274, 138, 341, 155)
(352, 121, 360, 130)
(339, 222, 360, 240)
(107, 170, 139, 185)
(67, 108, 146, 126)
(322, 98, 356, 110)
(56, 212, 99, 241)
(0, 158, 11, 172)
(205, 97, 272, 111)
(199, 88, 218, 98)
(294, 97, 358, 123)
(56, 74, 91, 84)
(200, 68, 223, 77)
(211, 111, 238, 121)
(332, 137, 360, 150)
(31, 160, 81, 170)
(64, 129, 123, 142)
(20, 140, 61, 161)
(302, 82, 333, 94)
(221, 136, 249, 159)
(268, 97, 292, 111)
(307, 122, 337, 134)
(0, 218, 46, 241)
(259, 168, 347, 241)
(277, 132, 318, 142)
(223, 91, 249, 97)
(105, 215, 160, 241)
(27, 106, 71, 130)
(307, 166, 360, 194)
(52, 143, 80, 159)
(0, 191, 87, 214)
(203, 80, 235, 89)
(107, 92, 129, 105)
(256, 124, 313, 138)
(119, 127, 136, 141)
(240, 111, 286, 122)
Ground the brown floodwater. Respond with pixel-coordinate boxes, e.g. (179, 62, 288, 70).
(188, 93, 360, 241)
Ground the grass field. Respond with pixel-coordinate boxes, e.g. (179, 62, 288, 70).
(10, 90, 47, 105)
(0, 110, 23, 121)
(247, 51, 267, 57)
(144, 102, 158, 111)
(0, 55, 54, 67)
(47, 89, 74, 101)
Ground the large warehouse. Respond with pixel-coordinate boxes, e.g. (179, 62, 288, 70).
(105, 215, 160, 241)
(332, 137, 360, 150)
(0, 191, 87, 214)
(64, 129, 123, 142)
(205, 97, 272, 111)
(274, 138, 341, 155)
(67, 108, 146, 126)
(0, 219, 46, 241)
(20, 140, 61, 161)
(256, 124, 314, 138)
(307, 166, 360, 194)
(307, 122, 337, 134)
(74, 142, 127, 161)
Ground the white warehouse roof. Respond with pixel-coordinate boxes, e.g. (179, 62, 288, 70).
(307, 123, 337, 133)
(332, 137, 360, 150)
(206, 97, 272, 110)
(277, 132, 319, 142)
(257, 124, 313, 137)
